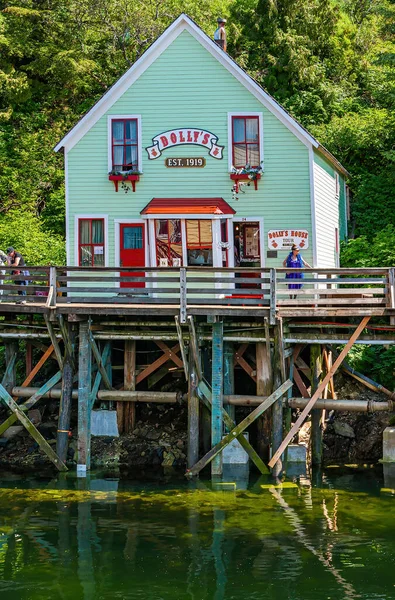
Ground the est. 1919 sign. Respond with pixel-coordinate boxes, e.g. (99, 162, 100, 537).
(165, 157, 206, 168)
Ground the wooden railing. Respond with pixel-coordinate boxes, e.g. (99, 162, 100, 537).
(0, 266, 394, 321)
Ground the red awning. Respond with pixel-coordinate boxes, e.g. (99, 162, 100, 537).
(141, 198, 236, 215)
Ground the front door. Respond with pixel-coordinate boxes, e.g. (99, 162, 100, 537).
(120, 223, 145, 288)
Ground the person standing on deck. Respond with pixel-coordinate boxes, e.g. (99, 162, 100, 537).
(283, 244, 312, 299)
(0, 250, 7, 296)
(7, 247, 28, 301)
(214, 18, 227, 51)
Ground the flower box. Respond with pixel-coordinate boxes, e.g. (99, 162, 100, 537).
(109, 174, 140, 192)
(230, 173, 261, 193)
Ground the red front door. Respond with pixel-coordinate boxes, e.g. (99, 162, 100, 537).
(120, 223, 145, 288)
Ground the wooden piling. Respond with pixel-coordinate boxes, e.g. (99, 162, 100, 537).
(310, 344, 323, 466)
(223, 342, 235, 421)
(4, 341, 17, 395)
(256, 341, 272, 461)
(271, 320, 285, 476)
(123, 341, 136, 433)
(211, 320, 224, 476)
(188, 346, 199, 468)
(57, 323, 75, 463)
(78, 320, 92, 473)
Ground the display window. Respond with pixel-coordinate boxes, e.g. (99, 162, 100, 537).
(155, 219, 183, 266)
(186, 220, 213, 267)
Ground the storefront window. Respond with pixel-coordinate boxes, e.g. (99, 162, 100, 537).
(155, 219, 183, 266)
(186, 220, 213, 266)
(78, 218, 105, 267)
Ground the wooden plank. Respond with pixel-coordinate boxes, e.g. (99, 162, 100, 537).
(270, 268, 277, 325)
(271, 320, 285, 475)
(3, 342, 17, 394)
(156, 341, 183, 368)
(180, 267, 187, 324)
(89, 331, 112, 390)
(256, 342, 272, 461)
(293, 366, 311, 398)
(310, 345, 323, 466)
(57, 323, 74, 463)
(90, 342, 111, 409)
(268, 316, 371, 469)
(234, 344, 257, 382)
(187, 380, 293, 477)
(276, 277, 387, 285)
(197, 380, 269, 474)
(277, 288, 385, 296)
(223, 342, 235, 421)
(188, 348, 199, 468)
(0, 383, 67, 471)
(278, 298, 386, 305)
(187, 316, 203, 381)
(123, 340, 136, 434)
(44, 315, 63, 370)
(211, 320, 224, 475)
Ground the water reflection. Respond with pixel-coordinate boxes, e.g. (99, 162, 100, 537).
(0, 467, 393, 599)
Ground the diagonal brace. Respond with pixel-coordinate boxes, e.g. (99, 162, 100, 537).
(0, 384, 67, 472)
(89, 331, 112, 390)
(198, 379, 269, 475)
(90, 341, 112, 409)
(187, 379, 292, 477)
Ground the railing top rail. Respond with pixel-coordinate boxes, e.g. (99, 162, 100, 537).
(276, 267, 390, 274)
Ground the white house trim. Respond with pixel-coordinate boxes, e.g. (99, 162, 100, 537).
(54, 14, 318, 154)
(107, 115, 143, 173)
(74, 214, 109, 267)
(65, 152, 70, 265)
(114, 218, 149, 268)
(227, 112, 264, 172)
(309, 148, 318, 268)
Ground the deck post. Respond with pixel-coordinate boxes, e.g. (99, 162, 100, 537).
(188, 346, 199, 468)
(256, 342, 272, 461)
(223, 342, 235, 421)
(310, 344, 323, 466)
(77, 320, 92, 475)
(211, 319, 224, 476)
(124, 341, 136, 433)
(57, 323, 75, 463)
(271, 320, 285, 476)
(4, 341, 18, 394)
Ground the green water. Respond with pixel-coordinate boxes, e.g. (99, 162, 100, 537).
(0, 467, 394, 600)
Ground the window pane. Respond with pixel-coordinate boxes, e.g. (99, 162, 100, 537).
(112, 121, 124, 144)
(233, 118, 245, 143)
(113, 146, 123, 168)
(186, 220, 199, 245)
(155, 219, 182, 266)
(199, 220, 212, 246)
(92, 220, 104, 244)
(247, 144, 260, 166)
(125, 120, 137, 143)
(233, 144, 246, 167)
(80, 246, 92, 267)
(79, 221, 90, 244)
(246, 118, 258, 142)
(123, 226, 143, 250)
(93, 252, 104, 267)
(125, 146, 138, 169)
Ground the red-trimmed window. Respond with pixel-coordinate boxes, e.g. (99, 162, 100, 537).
(112, 119, 138, 171)
(78, 219, 105, 267)
(186, 219, 213, 266)
(232, 116, 260, 168)
(155, 219, 183, 266)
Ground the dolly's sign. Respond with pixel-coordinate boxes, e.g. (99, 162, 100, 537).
(268, 229, 309, 250)
(146, 128, 224, 160)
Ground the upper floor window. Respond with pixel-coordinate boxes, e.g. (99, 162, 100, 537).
(79, 218, 105, 267)
(232, 116, 260, 168)
(111, 118, 139, 171)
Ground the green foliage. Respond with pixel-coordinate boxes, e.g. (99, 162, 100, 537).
(347, 344, 395, 391)
(341, 225, 395, 267)
(0, 210, 66, 265)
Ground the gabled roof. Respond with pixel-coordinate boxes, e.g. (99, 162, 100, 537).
(141, 197, 236, 216)
(54, 13, 348, 176)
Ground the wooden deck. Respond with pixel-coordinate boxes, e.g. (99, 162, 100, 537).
(0, 265, 394, 321)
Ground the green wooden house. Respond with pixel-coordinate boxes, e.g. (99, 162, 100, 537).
(55, 13, 349, 279)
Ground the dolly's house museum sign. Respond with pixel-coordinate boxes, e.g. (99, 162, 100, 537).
(268, 229, 309, 250)
(146, 128, 224, 160)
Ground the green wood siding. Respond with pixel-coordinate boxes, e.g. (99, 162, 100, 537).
(67, 30, 313, 268)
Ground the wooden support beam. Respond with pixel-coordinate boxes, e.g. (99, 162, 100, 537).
(0, 383, 67, 471)
(0, 371, 62, 436)
(310, 344, 323, 466)
(4, 341, 17, 394)
(271, 320, 285, 476)
(268, 316, 371, 469)
(223, 342, 235, 421)
(175, 315, 188, 380)
(293, 366, 310, 398)
(256, 342, 272, 461)
(188, 346, 199, 468)
(89, 330, 112, 390)
(187, 380, 292, 477)
(211, 320, 224, 476)
(78, 320, 92, 474)
(197, 380, 268, 474)
(234, 343, 256, 382)
(57, 323, 75, 463)
(123, 341, 136, 434)
(44, 315, 63, 370)
(58, 314, 73, 361)
(26, 342, 33, 379)
(135, 342, 181, 385)
(187, 316, 202, 381)
(90, 342, 111, 410)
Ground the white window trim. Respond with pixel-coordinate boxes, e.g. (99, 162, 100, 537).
(107, 115, 143, 173)
(74, 214, 109, 267)
(227, 112, 264, 172)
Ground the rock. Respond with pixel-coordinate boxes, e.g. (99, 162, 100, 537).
(2, 426, 24, 440)
(28, 409, 42, 425)
(176, 439, 184, 449)
(145, 430, 161, 441)
(161, 451, 175, 467)
(333, 421, 355, 439)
